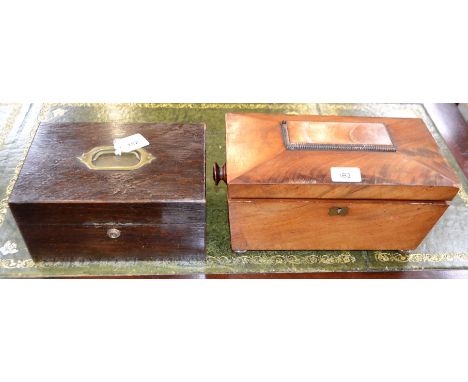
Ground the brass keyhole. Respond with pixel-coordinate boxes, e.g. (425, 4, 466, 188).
(107, 228, 121, 239)
(328, 207, 348, 216)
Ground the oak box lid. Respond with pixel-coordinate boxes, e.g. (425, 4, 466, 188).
(10, 122, 206, 204)
(225, 113, 459, 201)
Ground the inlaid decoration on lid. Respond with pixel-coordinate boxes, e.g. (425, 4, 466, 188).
(280, 120, 396, 152)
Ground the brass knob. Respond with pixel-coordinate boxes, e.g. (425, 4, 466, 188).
(213, 162, 227, 185)
(107, 228, 121, 239)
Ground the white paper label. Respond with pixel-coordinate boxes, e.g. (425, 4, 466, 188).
(113, 134, 149, 155)
(330, 167, 362, 182)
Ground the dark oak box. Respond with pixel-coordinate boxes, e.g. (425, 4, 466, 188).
(9, 122, 206, 261)
(214, 113, 459, 252)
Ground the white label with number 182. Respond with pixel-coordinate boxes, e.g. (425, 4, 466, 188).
(330, 167, 362, 182)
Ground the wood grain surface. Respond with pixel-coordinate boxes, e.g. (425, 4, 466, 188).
(225, 113, 459, 200)
(228, 199, 448, 250)
(17, 223, 205, 261)
(286, 120, 394, 146)
(10, 122, 206, 202)
(10, 202, 205, 225)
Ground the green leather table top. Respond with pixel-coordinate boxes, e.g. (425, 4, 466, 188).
(0, 103, 467, 277)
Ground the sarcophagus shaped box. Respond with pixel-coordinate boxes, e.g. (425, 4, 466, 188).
(9, 122, 206, 261)
(214, 113, 459, 251)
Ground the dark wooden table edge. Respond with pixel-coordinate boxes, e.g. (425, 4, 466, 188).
(205, 270, 468, 279)
(8, 270, 467, 279)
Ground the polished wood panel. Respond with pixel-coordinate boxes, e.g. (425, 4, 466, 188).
(228, 199, 448, 250)
(286, 120, 393, 146)
(424, 103, 468, 178)
(10, 122, 206, 202)
(228, 184, 458, 201)
(17, 223, 205, 261)
(225, 113, 459, 200)
(10, 202, 205, 225)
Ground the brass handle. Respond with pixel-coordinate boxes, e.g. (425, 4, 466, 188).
(213, 162, 227, 185)
(107, 228, 121, 239)
(329, 207, 348, 216)
(78, 146, 155, 171)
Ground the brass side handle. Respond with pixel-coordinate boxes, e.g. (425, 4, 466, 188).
(78, 145, 155, 171)
(213, 162, 227, 185)
(329, 207, 349, 216)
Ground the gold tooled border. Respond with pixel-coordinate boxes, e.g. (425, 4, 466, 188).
(3, 250, 468, 271)
(374, 252, 468, 263)
(208, 252, 356, 266)
(458, 187, 468, 207)
(0, 252, 357, 270)
(0, 105, 49, 226)
(47, 103, 318, 111)
(0, 104, 22, 149)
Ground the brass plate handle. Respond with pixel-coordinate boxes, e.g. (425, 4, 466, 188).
(329, 207, 349, 216)
(78, 145, 155, 171)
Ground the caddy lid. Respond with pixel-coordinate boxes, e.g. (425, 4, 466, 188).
(225, 113, 459, 201)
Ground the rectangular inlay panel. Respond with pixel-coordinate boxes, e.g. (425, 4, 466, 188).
(281, 120, 396, 151)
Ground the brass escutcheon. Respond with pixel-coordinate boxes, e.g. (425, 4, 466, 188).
(78, 145, 155, 171)
(107, 228, 121, 239)
(328, 207, 349, 216)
